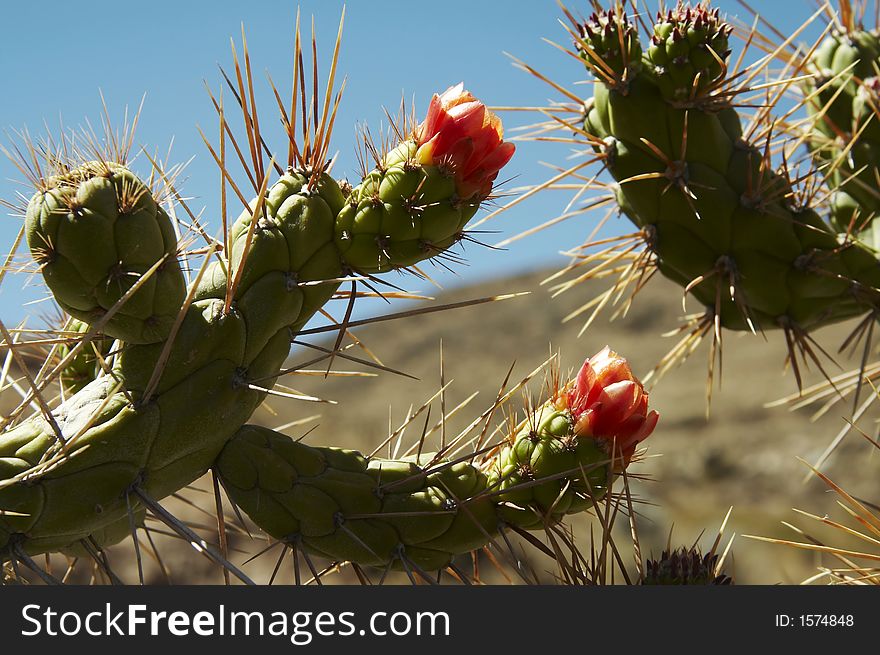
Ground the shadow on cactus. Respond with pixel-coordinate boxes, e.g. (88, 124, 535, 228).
(0, 12, 664, 585)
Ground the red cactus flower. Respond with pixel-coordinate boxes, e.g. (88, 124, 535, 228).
(563, 346, 659, 463)
(416, 83, 515, 200)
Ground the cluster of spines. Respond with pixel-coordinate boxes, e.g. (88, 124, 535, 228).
(573, 7, 642, 84)
(646, 3, 733, 101)
(643, 545, 732, 585)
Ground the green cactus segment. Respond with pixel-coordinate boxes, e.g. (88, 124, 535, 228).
(217, 425, 497, 570)
(218, 402, 617, 570)
(0, 379, 156, 554)
(581, 9, 880, 332)
(806, 30, 880, 234)
(487, 407, 609, 530)
(645, 4, 731, 101)
(192, 169, 347, 360)
(60, 508, 147, 559)
(808, 30, 880, 138)
(334, 142, 477, 272)
(1, 143, 490, 558)
(25, 162, 186, 344)
(58, 318, 114, 395)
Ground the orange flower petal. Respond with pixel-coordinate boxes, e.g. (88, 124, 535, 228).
(416, 84, 514, 199)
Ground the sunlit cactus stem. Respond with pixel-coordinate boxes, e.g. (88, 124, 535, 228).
(520, 0, 880, 403)
(582, 2, 880, 329)
(57, 318, 114, 395)
(25, 161, 186, 345)
(335, 84, 514, 272)
(217, 347, 657, 570)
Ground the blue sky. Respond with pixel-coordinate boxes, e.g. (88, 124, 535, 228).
(0, 0, 818, 327)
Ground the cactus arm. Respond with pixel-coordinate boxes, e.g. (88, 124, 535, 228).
(575, 5, 880, 336)
(0, 83, 516, 561)
(25, 162, 187, 345)
(803, 29, 880, 235)
(334, 141, 479, 273)
(217, 349, 654, 571)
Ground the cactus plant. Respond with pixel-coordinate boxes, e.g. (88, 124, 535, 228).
(803, 1, 880, 240)
(760, 1, 880, 458)
(0, 16, 665, 584)
(501, 1, 880, 435)
(216, 347, 657, 572)
(57, 318, 115, 395)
